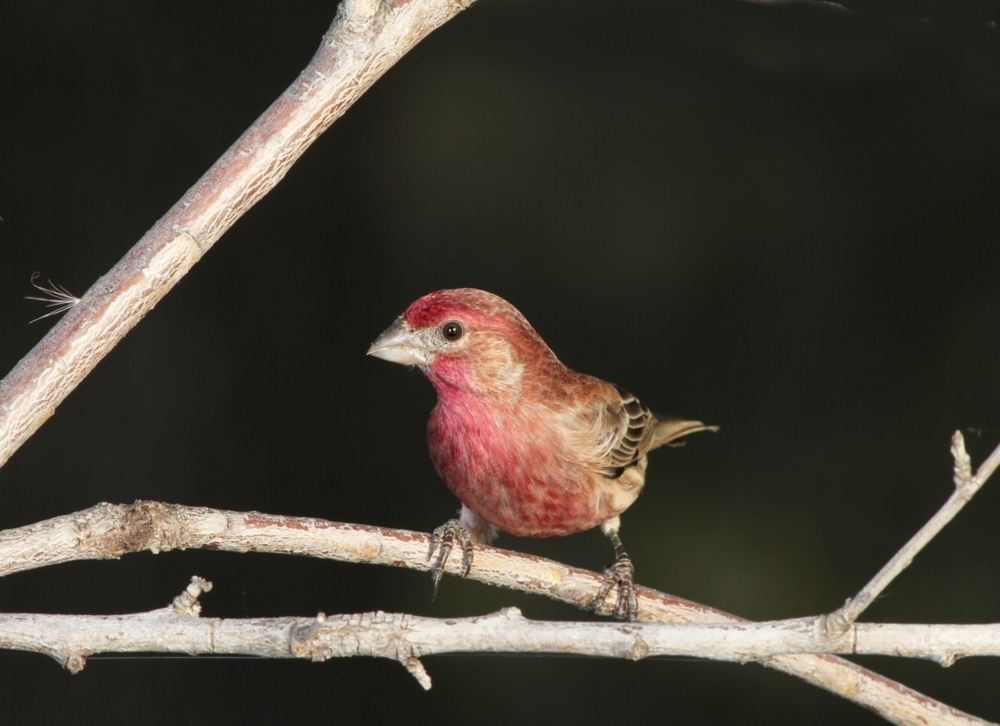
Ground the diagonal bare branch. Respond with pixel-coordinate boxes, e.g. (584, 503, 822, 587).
(0, 0, 474, 470)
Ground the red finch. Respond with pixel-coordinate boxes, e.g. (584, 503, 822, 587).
(368, 288, 715, 621)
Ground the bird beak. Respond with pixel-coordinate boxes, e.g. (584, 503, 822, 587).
(367, 317, 433, 366)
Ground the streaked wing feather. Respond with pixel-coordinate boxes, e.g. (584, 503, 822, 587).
(601, 386, 655, 479)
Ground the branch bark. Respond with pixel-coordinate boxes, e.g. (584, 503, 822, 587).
(0, 500, 990, 726)
(0, 0, 474, 469)
(8, 576, 1000, 696)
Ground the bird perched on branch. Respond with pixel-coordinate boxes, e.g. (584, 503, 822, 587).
(368, 288, 715, 621)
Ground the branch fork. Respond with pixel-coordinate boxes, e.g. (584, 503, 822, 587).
(823, 431, 1000, 638)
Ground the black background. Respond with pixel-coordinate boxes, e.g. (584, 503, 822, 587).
(1, 1, 999, 723)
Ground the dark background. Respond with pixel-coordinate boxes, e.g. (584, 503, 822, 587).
(1, 0, 999, 723)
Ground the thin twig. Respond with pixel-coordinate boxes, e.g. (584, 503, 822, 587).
(0, 501, 987, 726)
(825, 432, 1000, 634)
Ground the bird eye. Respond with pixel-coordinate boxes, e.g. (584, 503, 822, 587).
(441, 321, 464, 341)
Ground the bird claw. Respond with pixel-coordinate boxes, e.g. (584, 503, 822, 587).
(427, 519, 474, 600)
(588, 555, 638, 622)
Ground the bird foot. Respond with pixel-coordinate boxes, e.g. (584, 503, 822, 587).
(427, 519, 474, 600)
(588, 554, 638, 622)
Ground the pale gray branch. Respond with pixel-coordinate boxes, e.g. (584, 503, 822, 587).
(0, 0, 473, 469)
(6, 577, 1000, 700)
(0, 501, 989, 726)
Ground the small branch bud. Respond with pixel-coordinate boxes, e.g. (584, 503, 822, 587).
(951, 430, 973, 489)
(403, 657, 432, 690)
(171, 576, 213, 617)
(64, 654, 87, 674)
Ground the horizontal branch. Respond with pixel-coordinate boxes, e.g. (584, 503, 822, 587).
(0, 501, 989, 726)
(7, 578, 1000, 692)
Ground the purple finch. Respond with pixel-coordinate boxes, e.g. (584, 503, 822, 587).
(368, 288, 715, 621)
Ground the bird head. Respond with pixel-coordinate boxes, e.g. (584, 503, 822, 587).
(368, 289, 557, 397)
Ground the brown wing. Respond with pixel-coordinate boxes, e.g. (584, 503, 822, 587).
(568, 381, 717, 479)
(600, 386, 657, 479)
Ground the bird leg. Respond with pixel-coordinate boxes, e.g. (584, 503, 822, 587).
(588, 529, 638, 622)
(427, 519, 474, 600)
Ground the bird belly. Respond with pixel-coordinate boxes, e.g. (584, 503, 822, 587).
(455, 468, 608, 537)
(429, 406, 635, 537)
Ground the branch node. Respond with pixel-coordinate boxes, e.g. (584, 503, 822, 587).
(951, 430, 974, 490)
(821, 600, 853, 636)
(87, 501, 160, 557)
(494, 606, 524, 621)
(343, 0, 381, 23)
(938, 652, 960, 668)
(630, 634, 650, 661)
(172, 576, 213, 617)
(290, 613, 335, 661)
(403, 656, 432, 690)
(64, 653, 87, 674)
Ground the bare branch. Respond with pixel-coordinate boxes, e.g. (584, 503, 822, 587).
(0, 501, 989, 726)
(0, 577, 1000, 724)
(5, 576, 1000, 709)
(27, 607, 1000, 671)
(0, 0, 474, 470)
(825, 432, 1000, 633)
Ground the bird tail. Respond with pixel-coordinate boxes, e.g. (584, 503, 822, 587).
(650, 417, 719, 450)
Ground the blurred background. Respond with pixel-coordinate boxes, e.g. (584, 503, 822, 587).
(1, 0, 999, 723)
